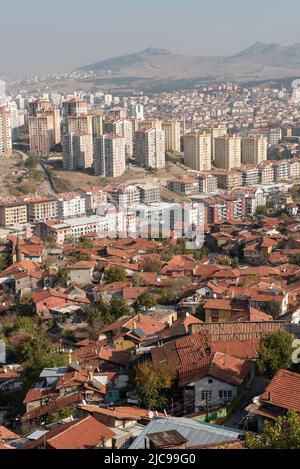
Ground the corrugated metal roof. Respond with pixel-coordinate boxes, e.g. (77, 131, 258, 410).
(129, 417, 242, 449)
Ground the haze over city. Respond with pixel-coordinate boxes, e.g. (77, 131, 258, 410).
(2, 0, 300, 459)
(2, 0, 300, 74)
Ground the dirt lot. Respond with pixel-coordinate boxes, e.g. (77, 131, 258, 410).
(45, 155, 189, 192)
(0, 154, 51, 198)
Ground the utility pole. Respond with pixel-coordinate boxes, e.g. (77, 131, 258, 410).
(205, 392, 209, 422)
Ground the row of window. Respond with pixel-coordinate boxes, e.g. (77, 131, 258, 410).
(201, 389, 233, 400)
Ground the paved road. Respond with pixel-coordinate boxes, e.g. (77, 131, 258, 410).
(224, 376, 269, 429)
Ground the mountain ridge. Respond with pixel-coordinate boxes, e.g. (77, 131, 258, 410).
(78, 42, 300, 81)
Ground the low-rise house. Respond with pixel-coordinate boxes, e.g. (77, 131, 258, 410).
(66, 261, 94, 286)
(99, 314, 166, 351)
(203, 299, 249, 322)
(247, 370, 300, 433)
(178, 352, 255, 413)
(32, 288, 90, 318)
(23, 416, 115, 449)
(0, 365, 23, 392)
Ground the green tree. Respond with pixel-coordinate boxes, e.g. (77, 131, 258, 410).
(291, 254, 300, 266)
(105, 265, 127, 284)
(136, 293, 157, 310)
(258, 330, 294, 379)
(231, 257, 239, 268)
(86, 303, 107, 329)
(245, 410, 300, 449)
(110, 297, 131, 320)
(132, 273, 148, 287)
(18, 334, 66, 386)
(193, 246, 209, 261)
(87, 298, 131, 328)
(256, 205, 268, 216)
(159, 287, 176, 305)
(263, 300, 281, 319)
(143, 259, 163, 273)
(134, 361, 176, 410)
(69, 252, 91, 263)
(76, 237, 94, 249)
(54, 268, 69, 288)
(48, 406, 75, 424)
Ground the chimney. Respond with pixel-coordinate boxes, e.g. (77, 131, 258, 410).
(68, 351, 72, 365)
(268, 392, 272, 402)
(88, 370, 94, 383)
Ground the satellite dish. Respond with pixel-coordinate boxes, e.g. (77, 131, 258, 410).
(148, 411, 154, 419)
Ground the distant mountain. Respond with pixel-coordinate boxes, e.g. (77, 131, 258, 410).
(80, 47, 172, 73)
(78, 43, 300, 81)
(229, 42, 300, 67)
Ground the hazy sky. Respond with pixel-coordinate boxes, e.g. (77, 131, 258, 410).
(2, 0, 300, 75)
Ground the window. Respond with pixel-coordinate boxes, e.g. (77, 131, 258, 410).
(208, 378, 213, 384)
(219, 390, 233, 400)
(211, 309, 219, 322)
(201, 390, 212, 401)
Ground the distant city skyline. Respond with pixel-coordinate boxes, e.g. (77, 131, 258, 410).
(2, 0, 300, 75)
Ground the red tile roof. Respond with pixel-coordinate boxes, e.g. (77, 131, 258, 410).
(78, 404, 152, 420)
(151, 333, 210, 370)
(211, 339, 260, 359)
(178, 352, 254, 387)
(0, 426, 20, 440)
(260, 370, 300, 413)
(47, 416, 115, 449)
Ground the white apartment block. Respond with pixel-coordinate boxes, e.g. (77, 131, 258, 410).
(55, 192, 86, 219)
(135, 128, 165, 169)
(62, 132, 93, 170)
(94, 134, 126, 177)
(214, 135, 241, 170)
(184, 133, 212, 171)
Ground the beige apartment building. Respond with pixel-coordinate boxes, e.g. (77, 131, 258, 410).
(0, 200, 27, 228)
(104, 119, 134, 159)
(214, 135, 241, 170)
(26, 197, 58, 223)
(290, 159, 300, 178)
(257, 160, 275, 184)
(184, 132, 212, 171)
(139, 119, 162, 131)
(0, 106, 12, 157)
(162, 119, 181, 153)
(62, 98, 88, 117)
(135, 128, 165, 169)
(28, 98, 53, 116)
(206, 124, 227, 160)
(94, 134, 126, 177)
(241, 136, 268, 165)
(29, 108, 61, 155)
(213, 170, 243, 190)
(92, 114, 104, 138)
(62, 132, 93, 170)
(67, 114, 93, 136)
